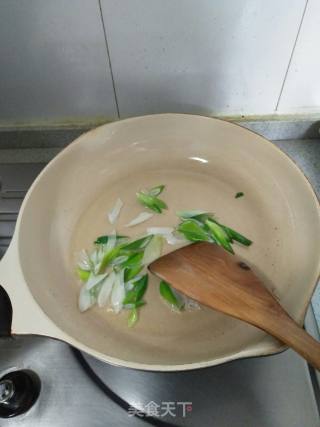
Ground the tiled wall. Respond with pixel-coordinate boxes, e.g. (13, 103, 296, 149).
(277, 0, 320, 114)
(0, 0, 318, 125)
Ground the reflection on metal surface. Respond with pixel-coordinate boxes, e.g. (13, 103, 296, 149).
(0, 380, 14, 404)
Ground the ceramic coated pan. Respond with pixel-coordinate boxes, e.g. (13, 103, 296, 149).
(1, 114, 319, 371)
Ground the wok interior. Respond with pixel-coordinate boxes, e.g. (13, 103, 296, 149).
(17, 115, 320, 368)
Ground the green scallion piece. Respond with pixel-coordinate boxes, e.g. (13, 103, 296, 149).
(148, 184, 165, 197)
(136, 191, 167, 213)
(235, 192, 244, 199)
(120, 251, 144, 268)
(98, 246, 121, 274)
(124, 265, 143, 282)
(128, 308, 138, 327)
(121, 235, 154, 251)
(94, 235, 127, 245)
(177, 219, 210, 242)
(176, 210, 209, 219)
(159, 281, 184, 310)
(76, 268, 90, 282)
(123, 274, 148, 305)
(220, 225, 252, 246)
(124, 300, 146, 310)
(205, 220, 234, 254)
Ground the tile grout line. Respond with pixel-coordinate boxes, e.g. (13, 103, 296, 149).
(275, 0, 309, 111)
(98, 0, 120, 119)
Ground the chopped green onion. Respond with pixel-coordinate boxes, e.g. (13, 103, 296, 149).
(121, 235, 154, 251)
(77, 249, 92, 271)
(219, 224, 252, 246)
(89, 282, 103, 299)
(85, 272, 109, 291)
(128, 308, 138, 327)
(77, 182, 253, 325)
(177, 219, 210, 242)
(111, 255, 129, 266)
(176, 210, 209, 219)
(97, 271, 116, 307)
(177, 210, 215, 224)
(125, 212, 154, 227)
(148, 184, 165, 197)
(123, 274, 148, 305)
(121, 251, 144, 268)
(159, 281, 184, 310)
(108, 198, 123, 224)
(98, 246, 122, 274)
(124, 300, 146, 309)
(110, 270, 125, 314)
(89, 247, 105, 273)
(235, 192, 244, 199)
(125, 274, 144, 291)
(136, 191, 167, 213)
(205, 220, 234, 254)
(146, 227, 184, 245)
(142, 235, 164, 265)
(78, 286, 95, 312)
(124, 265, 143, 282)
(94, 235, 127, 245)
(76, 267, 90, 282)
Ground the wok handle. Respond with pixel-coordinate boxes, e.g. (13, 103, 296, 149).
(0, 238, 67, 341)
(0, 285, 12, 337)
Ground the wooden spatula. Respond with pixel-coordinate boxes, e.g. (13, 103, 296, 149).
(149, 241, 320, 370)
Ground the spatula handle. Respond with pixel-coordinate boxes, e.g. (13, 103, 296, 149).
(263, 312, 320, 370)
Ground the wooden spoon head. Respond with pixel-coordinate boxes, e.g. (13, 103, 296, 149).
(149, 242, 281, 325)
(150, 243, 320, 372)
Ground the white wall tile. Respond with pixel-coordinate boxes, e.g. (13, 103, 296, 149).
(277, 0, 320, 113)
(0, 0, 118, 124)
(101, 0, 306, 117)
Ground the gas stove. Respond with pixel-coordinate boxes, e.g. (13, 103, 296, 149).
(0, 160, 319, 426)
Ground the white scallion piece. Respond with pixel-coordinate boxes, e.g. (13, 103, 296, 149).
(182, 295, 201, 311)
(78, 286, 95, 312)
(111, 270, 125, 314)
(105, 229, 117, 252)
(125, 211, 154, 227)
(125, 274, 144, 292)
(164, 233, 187, 245)
(142, 235, 164, 265)
(111, 255, 129, 266)
(176, 210, 208, 219)
(91, 230, 117, 273)
(125, 281, 135, 292)
(146, 227, 174, 235)
(123, 303, 136, 310)
(90, 249, 99, 266)
(108, 198, 123, 225)
(77, 249, 92, 271)
(90, 245, 106, 274)
(146, 227, 186, 245)
(97, 271, 116, 308)
(85, 272, 109, 291)
(131, 274, 144, 283)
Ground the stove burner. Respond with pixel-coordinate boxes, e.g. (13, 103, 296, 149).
(0, 370, 41, 418)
